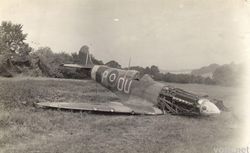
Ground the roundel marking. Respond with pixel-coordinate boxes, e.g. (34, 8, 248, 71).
(91, 65, 100, 81)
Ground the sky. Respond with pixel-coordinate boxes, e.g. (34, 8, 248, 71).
(0, 0, 249, 70)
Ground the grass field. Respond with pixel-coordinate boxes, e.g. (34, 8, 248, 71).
(0, 77, 248, 153)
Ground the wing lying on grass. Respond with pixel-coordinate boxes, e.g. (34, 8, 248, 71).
(36, 100, 163, 115)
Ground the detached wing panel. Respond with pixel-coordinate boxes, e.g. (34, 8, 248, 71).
(37, 100, 163, 115)
(37, 102, 132, 113)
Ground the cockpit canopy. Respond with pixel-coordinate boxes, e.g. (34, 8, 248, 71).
(124, 70, 140, 80)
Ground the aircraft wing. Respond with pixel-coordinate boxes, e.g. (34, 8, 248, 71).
(36, 99, 163, 115)
(61, 64, 93, 69)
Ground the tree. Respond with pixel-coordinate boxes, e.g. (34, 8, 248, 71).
(34, 47, 53, 59)
(144, 67, 151, 74)
(105, 60, 121, 69)
(0, 21, 31, 56)
(150, 65, 160, 75)
(150, 65, 162, 80)
(212, 63, 243, 86)
(91, 55, 103, 65)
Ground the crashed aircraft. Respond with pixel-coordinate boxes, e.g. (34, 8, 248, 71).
(37, 51, 224, 116)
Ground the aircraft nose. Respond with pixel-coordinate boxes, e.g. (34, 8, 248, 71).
(198, 99, 221, 116)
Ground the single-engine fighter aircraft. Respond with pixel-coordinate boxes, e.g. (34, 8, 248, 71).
(37, 51, 224, 116)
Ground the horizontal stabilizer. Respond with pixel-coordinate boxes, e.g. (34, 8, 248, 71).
(61, 64, 93, 69)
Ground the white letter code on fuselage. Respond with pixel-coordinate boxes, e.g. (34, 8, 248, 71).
(101, 70, 132, 94)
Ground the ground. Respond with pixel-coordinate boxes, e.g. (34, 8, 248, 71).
(0, 77, 247, 153)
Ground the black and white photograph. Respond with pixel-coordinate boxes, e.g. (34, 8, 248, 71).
(0, 0, 249, 153)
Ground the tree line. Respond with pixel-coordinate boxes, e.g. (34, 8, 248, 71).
(0, 21, 244, 86)
(108, 60, 244, 86)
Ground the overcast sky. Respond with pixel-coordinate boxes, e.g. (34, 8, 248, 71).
(0, 0, 249, 70)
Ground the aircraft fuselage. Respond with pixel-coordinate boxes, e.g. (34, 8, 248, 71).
(90, 65, 221, 116)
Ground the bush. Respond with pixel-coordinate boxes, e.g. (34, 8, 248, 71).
(213, 63, 244, 86)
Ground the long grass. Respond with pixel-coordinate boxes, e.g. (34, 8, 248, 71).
(0, 77, 245, 153)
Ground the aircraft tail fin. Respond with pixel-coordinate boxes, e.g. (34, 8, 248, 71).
(61, 46, 95, 70)
(84, 48, 94, 65)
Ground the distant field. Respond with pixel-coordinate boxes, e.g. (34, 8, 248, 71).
(0, 77, 247, 153)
